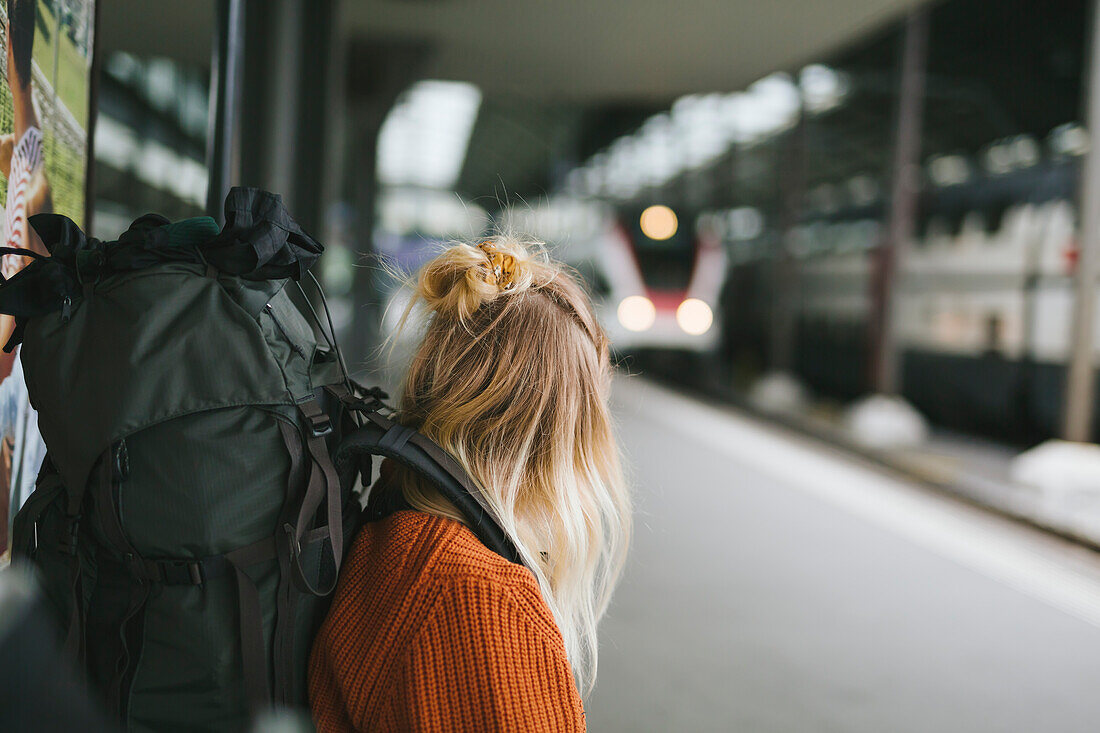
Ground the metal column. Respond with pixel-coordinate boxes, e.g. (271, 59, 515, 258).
(1063, 0, 1100, 441)
(870, 7, 929, 394)
(205, 0, 245, 221)
(769, 110, 806, 373)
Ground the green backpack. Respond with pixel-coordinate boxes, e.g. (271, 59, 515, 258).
(5, 189, 361, 731)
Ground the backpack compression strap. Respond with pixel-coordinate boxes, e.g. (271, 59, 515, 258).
(278, 401, 344, 597)
(332, 406, 524, 567)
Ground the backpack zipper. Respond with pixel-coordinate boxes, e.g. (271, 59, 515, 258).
(112, 440, 129, 531)
(264, 303, 307, 358)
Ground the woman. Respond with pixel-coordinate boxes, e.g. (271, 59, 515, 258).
(309, 236, 631, 732)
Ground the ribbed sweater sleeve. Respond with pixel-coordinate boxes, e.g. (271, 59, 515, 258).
(377, 577, 585, 732)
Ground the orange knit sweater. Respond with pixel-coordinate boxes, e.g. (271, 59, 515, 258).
(308, 510, 586, 732)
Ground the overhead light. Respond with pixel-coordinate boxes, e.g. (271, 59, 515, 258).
(1049, 123, 1089, 157)
(799, 64, 849, 113)
(640, 205, 678, 240)
(377, 188, 488, 238)
(727, 73, 801, 142)
(377, 80, 482, 189)
(982, 135, 1040, 176)
(94, 115, 138, 170)
(618, 296, 656, 332)
(927, 155, 970, 187)
(727, 207, 764, 240)
(564, 72, 808, 202)
(1009, 135, 1040, 168)
(676, 299, 713, 335)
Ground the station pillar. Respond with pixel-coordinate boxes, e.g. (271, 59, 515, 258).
(769, 109, 806, 375)
(870, 6, 929, 395)
(1063, 0, 1100, 442)
(846, 6, 932, 449)
(205, 0, 245, 221)
(235, 0, 343, 236)
(340, 40, 430, 372)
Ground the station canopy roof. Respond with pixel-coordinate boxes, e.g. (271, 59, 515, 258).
(103, 0, 1086, 208)
(106, 0, 923, 100)
(103, 0, 923, 205)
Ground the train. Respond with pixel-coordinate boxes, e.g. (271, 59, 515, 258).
(544, 204, 724, 353)
(717, 131, 1100, 444)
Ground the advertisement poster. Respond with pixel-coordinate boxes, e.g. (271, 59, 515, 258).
(0, 0, 93, 556)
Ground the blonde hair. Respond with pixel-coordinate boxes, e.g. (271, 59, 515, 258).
(388, 234, 631, 694)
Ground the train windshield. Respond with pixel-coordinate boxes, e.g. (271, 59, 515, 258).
(626, 210, 697, 292)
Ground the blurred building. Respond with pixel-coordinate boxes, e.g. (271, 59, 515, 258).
(92, 52, 208, 238)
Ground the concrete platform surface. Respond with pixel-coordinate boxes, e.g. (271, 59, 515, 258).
(585, 378, 1100, 733)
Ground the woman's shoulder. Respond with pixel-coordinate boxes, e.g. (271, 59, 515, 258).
(357, 511, 538, 592)
(349, 509, 563, 641)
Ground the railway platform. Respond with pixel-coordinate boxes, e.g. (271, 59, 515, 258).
(588, 378, 1100, 732)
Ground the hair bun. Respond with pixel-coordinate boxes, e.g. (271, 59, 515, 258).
(416, 237, 535, 323)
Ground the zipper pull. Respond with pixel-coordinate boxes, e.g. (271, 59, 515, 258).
(265, 303, 307, 358)
(60, 296, 72, 323)
(113, 439, 129, 482)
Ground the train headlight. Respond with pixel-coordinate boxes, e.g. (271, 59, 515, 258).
(676, 298, 713, 335)
(618, 296, 656, 332)
(639, 205, 678, 240)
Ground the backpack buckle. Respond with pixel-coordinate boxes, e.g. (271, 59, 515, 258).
(337, 385, 389, 416)
(160, 559, 204, 585)
(307, 412, 332, 438)
(299, 397, 335, 438)
(283, 523, 301, 557)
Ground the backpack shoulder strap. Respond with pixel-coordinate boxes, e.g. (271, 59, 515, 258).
(331, 399, 523, 567)
(12, 456, 88, 660)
